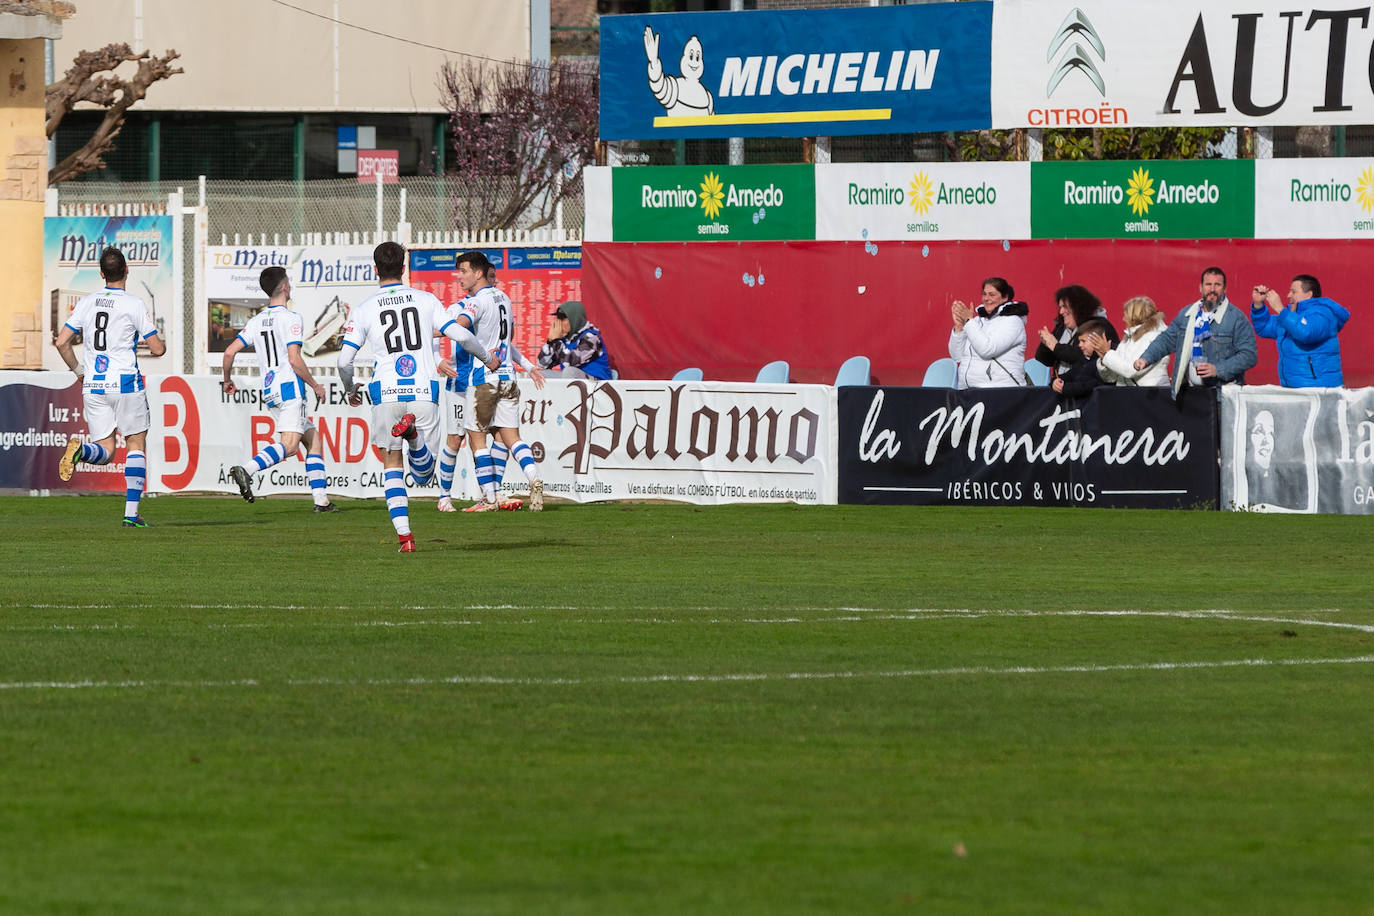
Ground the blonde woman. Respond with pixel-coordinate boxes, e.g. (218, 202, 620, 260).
(1083, 296, 1170, 387)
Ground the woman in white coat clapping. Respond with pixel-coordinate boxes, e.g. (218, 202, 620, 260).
(948, 277, 1030, 388)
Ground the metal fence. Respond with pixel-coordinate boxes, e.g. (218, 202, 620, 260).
(51, 177, 586, 247)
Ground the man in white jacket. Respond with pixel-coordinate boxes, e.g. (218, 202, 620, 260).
(949, 277, 1029, 388)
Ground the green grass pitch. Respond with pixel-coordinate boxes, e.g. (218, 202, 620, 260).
(2, 494, 1371, 914)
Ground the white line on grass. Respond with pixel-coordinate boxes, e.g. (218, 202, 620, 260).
(3, 608, 1370, 634)
(3, 654, 1373, 693)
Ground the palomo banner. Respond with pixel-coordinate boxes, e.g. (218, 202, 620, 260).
(992, 1, 1374, 128)
(13, 375, 837, 506)
(1220, 386, 1374, 514)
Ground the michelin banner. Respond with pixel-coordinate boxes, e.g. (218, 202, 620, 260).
(8, 373, 836, 506)
(993, 1, 1374, 129)
(599, 3, 992, 140)
(1220, 386, 1374, 514)
(816, 162, 1029, 241)
(1255, 158, 1374, 239)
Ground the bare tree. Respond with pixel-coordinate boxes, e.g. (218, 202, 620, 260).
(440, 56, 598, 231)
(46, 43, 183, 185)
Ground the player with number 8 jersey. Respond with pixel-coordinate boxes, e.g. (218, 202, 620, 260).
(53, 246, 166, 527)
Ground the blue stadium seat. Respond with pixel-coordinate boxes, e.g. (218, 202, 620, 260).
(833, 355, 870, 387)
(755, 360, 790, 383)
(672, 367, 704, 381)
(921, 357, 957, 388)
(1024, 360, 1050, 386)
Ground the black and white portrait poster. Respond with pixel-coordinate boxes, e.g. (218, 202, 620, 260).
(1221, 386, 1374, 514)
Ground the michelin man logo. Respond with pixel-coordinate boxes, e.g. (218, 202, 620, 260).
(644, 26, 714, 117)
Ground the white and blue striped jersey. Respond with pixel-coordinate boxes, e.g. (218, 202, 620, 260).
(457, 286, 515, 387)
(64, 287, 158, 393)
(440, 302, 475, 394)
(341, 283, 453, 404)
(237, 305, 306, 407)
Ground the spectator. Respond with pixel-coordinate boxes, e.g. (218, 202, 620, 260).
(538, 301, 612, 380)
(1083, 296, 1170, 387)
(1052, 317, 1110, 398)
(1035, 284, 1118, 378)
(1250, 275, 1348, 387)
(1136, 266, 1258, 397)
(948, 276, 1029, 388)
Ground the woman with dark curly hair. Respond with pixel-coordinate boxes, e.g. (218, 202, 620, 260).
(1034, 283, 1118, 379)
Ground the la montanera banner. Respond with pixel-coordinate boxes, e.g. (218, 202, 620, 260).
(1031, 160, 1255, 239)
(837, 385, 1219, 509)
(608, 164, 815, 241)
(599, 3, 992, 140)
(992, 1, 1374, 129)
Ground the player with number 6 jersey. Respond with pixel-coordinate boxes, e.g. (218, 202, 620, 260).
(338, 241, 498, 552)
(452, 250, 546, 512)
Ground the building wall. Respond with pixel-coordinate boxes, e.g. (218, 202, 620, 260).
(53, 1, 530, 113)
(0, 37, 47, 368)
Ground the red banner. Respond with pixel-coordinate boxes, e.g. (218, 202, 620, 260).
(584, 240, 1374, 388)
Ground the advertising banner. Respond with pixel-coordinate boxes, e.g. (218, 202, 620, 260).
(408, 247, 582, 365)
(205, 243, 377, 373)
(10, 374, 835, 506)
(610, 164, 815, 241)
(1255, 158, 1374, 239)
(0, 372, 124, 492)
(816, 162, 1030, 241)
(1031, 160, 1255, 239)
(1220, 385, 1374, 514)
(600, 3, 992, 140)
(992, 1, 1374, 128)
(836, 385, 1219, 508)
(42, 214, 179, 374)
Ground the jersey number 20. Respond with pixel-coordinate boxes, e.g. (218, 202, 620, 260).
(381, 307, 422, 353)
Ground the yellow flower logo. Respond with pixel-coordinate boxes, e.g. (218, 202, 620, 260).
(1357, 167, 1374, 214)
(909, 171, 935, 216)
(1126, 167, 1154, 216)
(699, 172, 725, 221)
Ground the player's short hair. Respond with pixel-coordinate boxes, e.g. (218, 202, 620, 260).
(457, 250, 493, 275)
(1293, 273, 1322, 297)
(373, 241, 406, 280)
(259, 266, 289, 298)
(99, 247, 127, 281)
(1201, 266, 1227, 288)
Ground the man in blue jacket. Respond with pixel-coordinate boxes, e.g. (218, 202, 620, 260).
(1136, 266, 1258, 399)
(1250, 275, 1349, 388)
